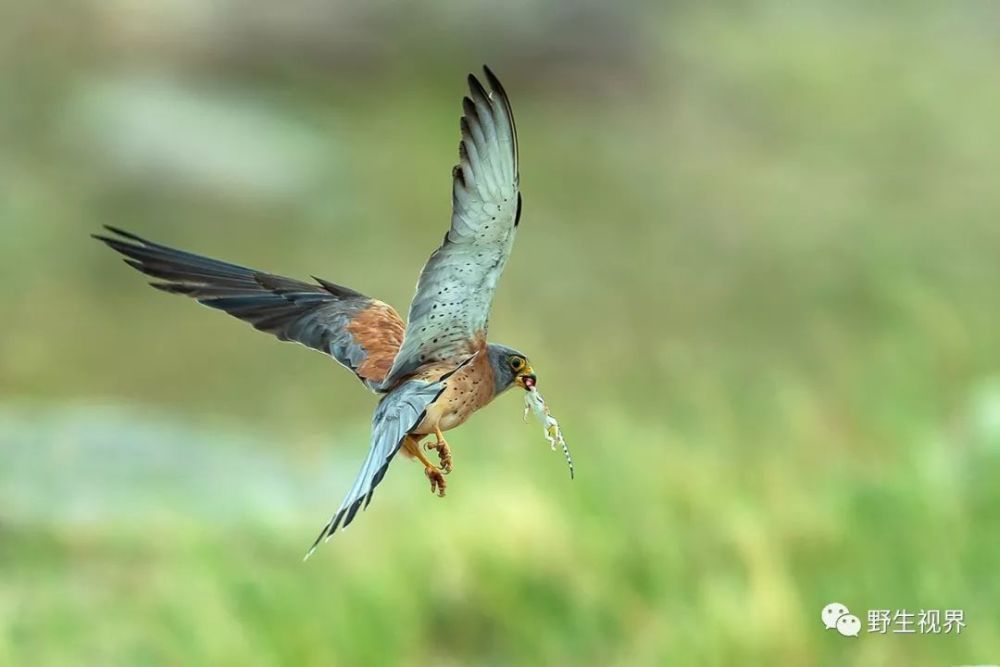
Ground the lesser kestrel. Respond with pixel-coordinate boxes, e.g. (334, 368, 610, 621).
(95, 67, 535, 556)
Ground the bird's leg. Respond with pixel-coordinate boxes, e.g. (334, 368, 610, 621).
(402, 434, 447, 497)
(424, 425, 454, 474)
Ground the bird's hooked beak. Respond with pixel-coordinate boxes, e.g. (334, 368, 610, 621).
(515, 365, 537, 390)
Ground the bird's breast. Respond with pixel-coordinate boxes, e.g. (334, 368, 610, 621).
(411, 355, 495, 435)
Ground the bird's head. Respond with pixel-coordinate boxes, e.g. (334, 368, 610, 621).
(487, 343, 536, 395)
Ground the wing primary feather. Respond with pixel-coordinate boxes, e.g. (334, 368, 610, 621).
(467, 74, 490, 105)
(481, 65, 503, 94)
(367, 68, 522, 388)
(466, 77, 503, 188)
(311, 275, 365, 299)
(482, 65, 518, 176)
(95, 227, 405, 386)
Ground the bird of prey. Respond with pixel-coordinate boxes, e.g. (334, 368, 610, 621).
(94, 66, 537, 556)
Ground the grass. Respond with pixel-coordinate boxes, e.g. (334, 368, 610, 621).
(2, 1, 1000, 664)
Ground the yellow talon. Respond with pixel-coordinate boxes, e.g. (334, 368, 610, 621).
(425, 466, 447, 497)
(425, 426, 454, 474)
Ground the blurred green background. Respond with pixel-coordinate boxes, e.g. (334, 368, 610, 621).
(3, 1, 1000, 665)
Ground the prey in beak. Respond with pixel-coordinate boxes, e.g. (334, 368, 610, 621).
(515, 366, 537, 390)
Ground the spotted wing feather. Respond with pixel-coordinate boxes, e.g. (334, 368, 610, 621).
(382, 66, 520, 386)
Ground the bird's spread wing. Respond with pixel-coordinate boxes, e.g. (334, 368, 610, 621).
(382, 66, 520, 387)
(94, 226, 404, 387)
(305, 378, 447, 558)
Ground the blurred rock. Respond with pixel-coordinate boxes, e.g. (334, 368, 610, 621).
(70, 73, 336, 201)
(0, 402, 351, 526)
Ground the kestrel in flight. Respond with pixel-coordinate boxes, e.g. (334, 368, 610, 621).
(95, 67, 536, 556)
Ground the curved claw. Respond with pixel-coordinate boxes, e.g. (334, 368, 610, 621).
(425, 466, 447, 497)
(426, 439, 454, 475)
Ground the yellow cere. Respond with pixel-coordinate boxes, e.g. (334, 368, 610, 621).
(523, 388, 574, 479)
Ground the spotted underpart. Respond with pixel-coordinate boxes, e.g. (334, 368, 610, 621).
(409, 341, 530, 435)
(410, 344, 495, 434)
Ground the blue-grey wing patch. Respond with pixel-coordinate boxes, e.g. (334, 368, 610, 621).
(382, 66, 520, 387)
(304, 379, 446, 558)
(94, 226, 405, 387)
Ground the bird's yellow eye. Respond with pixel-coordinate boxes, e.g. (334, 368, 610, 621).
(510, 357, 524, 371)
